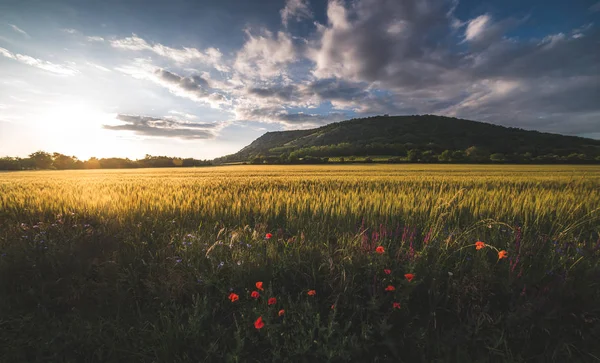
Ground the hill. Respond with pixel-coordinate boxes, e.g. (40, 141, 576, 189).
(215, 115, 600, 164)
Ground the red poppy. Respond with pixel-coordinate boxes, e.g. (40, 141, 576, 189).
(251, 290, 260, 299)
(384, 269, 391, 275)
(475, 241, 485, 250)
(498, 250, 508, 260)
(278, 309, 285, 316)
(393, 302, 401, 309)
(228, 293, 239, 302)
(254, 316, 264, 329)
(307, 290, 316, 296)
(265, 233, 273, 239)
(256, 281, 264, 290)
(404, 273, 415, 282)
(268, 297, 277, 305)
(331, 304, 335, 309)
(375, 246, 385, 254)
(385, 285, 395, 291)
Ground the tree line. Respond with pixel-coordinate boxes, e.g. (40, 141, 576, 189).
(0, 152, 212, 170)
(247, 144, 600, 164)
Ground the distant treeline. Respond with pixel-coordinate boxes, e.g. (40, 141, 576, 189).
(0, 152, 212, 170)
(246, 144, 600, 164)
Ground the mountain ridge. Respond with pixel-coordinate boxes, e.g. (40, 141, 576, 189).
(216, 115, 600, 164)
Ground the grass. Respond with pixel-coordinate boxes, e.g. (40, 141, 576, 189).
(0, 164, 599, 362)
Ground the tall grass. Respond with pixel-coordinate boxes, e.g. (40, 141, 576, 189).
(0, 165, 599, 362)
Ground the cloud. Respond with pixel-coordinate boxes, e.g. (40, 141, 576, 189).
(86, 36, 105, 42)
(590, 1, 600, 12)
(235, 106, 347, 127)
(234, 29, 297, 79)
(86, 62, 111, 72)
(8, 24, 30, 38)
(464, 15, 490, 42)
(116, 59, 228, 108)
(61, 28, 78, 34)
(102, 114, 221, 139)
(110, 34, 228, 71)
(0, 47, 79, 76)
(281, 0, 313, 27)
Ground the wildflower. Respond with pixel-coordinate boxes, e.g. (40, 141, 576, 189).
(268, 297, 277, 306)
(498, 250, 508, 260)
(278, 309, 285, 316)
(229, 293, 239, 302)
(175, 258, 182, 263)
(256, 281, 264, 290)
(254, 316, 264, 329)
(404, 273, 415, 282)
(393, 302, 401, 309)
(251, 291, 260, 299)
(475, 241, 485, 250)
(384, 269, 391, 275)
(448, 271, 453, 277)
(265, 233, 273, 239)
(331, 304, 335, 309)
(385, 285, 396, 291)
(307, 290, 316, 296)
(375, 246, 385, 254)
(217, 261, 224, 268)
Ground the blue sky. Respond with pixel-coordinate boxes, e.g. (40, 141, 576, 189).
(1, 0, 599, 159)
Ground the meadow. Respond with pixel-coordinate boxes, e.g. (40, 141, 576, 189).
(0, 165, 599, 362)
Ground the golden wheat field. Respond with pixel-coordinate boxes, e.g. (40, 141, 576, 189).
(1, 165, 599, 231)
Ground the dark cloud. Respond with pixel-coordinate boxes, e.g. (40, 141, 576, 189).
(154, 69, 211, 97)
(236, 106, 347, 127)
(102, 114, 220, 139)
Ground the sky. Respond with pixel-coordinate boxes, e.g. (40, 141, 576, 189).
(0, 0, 599, 160)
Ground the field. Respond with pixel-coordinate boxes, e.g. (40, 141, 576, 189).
(1, 165, 599, 362)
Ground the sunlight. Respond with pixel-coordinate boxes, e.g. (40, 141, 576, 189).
(36, 102, 137, 160)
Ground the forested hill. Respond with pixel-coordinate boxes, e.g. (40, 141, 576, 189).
(215, 115, 600, 164)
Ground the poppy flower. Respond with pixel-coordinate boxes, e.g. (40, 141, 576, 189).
(251, 290, 260, 299)
(384, 269, 391, 275)
(268, 297, 277, 305)
(265, 233, 272, 239)
(228, 293, 239, 302)
(331, 304, 335, 309)
(307, 290, 316, 296)
(404, 273, 415, 282)
(278, 309, 285, 316)
(254, 316, 264, 329)
(393, 302, 401, 309)
(498, 250, 508, 259)
(385, 285, 395, 291)
(256, 281, 264, 290)
(375, 246, 385, 254)
(475, 241, 485, 250)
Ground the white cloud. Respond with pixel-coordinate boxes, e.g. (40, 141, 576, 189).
(234, 29, 297, 80)
(116, 59, 228, 108)
(0, 47, 79, 76)
(465, 14, 491, 41)
(86, 36, 105, 42)
(61, 28, 78, 34)
(281, 0, 313, 27)
(8, 24, 30, 38)
(110, 34, 228, 71)
(86, 62, 111, 72)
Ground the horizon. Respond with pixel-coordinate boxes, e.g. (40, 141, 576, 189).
(1, 0, 599, 160)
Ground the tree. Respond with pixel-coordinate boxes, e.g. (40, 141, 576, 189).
(407, 149, 421, 162)
(490, 153, 506, 163)
(438, 150, 452, 162)
(29, 151, 53, 169)
(465, 146, 489, 163)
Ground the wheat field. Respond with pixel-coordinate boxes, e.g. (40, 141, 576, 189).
(1, 165, 599, 362)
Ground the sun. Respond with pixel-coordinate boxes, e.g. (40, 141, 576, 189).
(36, 102, 136, 160)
